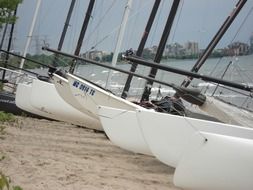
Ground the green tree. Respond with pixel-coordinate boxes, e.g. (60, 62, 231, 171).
(0, 0, 22, 28)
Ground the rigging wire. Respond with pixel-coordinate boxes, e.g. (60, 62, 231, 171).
(125, 0, 142, 50)
(81, 0, 96, 53)
(170, 0, 184, 44)
(233, 61, 253, 84)
(183, 117, 208, 142)
(85, 0, 153, 53)
(208, 4, 253, 80)
(83, 0, 116, 50)
(94, 0, 104, 50)
(199, 4, 253, 110)
(133, 0, 165, 100)
(121, 0, 149, 100)
(230, 5, 253, 44)
(67, 0, 80, 54)
(149, 0, 164, 48)
(156, 0, 184, 99)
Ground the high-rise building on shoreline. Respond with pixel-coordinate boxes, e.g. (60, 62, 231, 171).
(250, 32, 253, 54)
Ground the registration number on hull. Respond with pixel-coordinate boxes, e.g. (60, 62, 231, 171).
(72, 80, 96, 96)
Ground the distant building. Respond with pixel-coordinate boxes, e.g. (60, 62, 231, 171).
(82, 50, 111, 61)
(184, 41, 199, 55)
(226, 42, 249, 56)
(165, 43, 184, 57)
(250, 33, 253, 53)
(150, 45, 158, 54)
(142, 46, 158, 59)
(142, 47, 153, 58)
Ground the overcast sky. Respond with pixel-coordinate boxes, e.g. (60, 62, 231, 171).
(4, 0, 253, 55)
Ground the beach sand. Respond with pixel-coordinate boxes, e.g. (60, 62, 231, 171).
(0, 116, 182, 190)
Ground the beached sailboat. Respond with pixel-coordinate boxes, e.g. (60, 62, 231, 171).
(136, 108, 253, 190)
(6, 0, 42, 117)
(48, 0, 165, 153)
(48, 0, 107, 130)
(44, 33, 253, 190)
(105, 0, 253, 189)
(51, 0, 140, 125)
(98, 0, 250, 151)
(13, 0, 101, 129)
(99, 1, 252, 189)
(0, 5, 24, 115)
(97, 0, 181, 154)
(0, 3, 47, 118)
(33, 1, 253, 189)
(0, 67, 39, 116)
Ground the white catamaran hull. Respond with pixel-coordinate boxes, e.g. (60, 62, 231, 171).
(136, 109, 253, 168)
(28, 79, 100, 129)
(16, 81, 56, 119)
(173, 132, 253, 190)
(66, 73, 152, 153)
(98, 106, 152, 155)
(67, 73, 140, 118)
(51, 73, 102, 130)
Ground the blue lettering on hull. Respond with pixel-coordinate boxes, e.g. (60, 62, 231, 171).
(72, 80, 96, 96)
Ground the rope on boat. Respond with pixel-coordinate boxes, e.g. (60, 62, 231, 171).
(183, 117, 208, 143)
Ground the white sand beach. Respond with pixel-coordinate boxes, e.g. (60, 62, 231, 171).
(0, 116, 181, 190)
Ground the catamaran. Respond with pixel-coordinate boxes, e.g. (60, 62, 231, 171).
(99, 0, 253, 189)
(45, 0, 177, 154)
(40, 0, 253, 189)
(13, 0, 103, 129)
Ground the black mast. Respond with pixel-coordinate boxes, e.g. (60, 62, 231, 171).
(52, 0, 76, 67)
(69, 0, 95, 73)
(121, 0, 161, 99)
(141, 0, 181, 102)
(1, 7, 17, 82)
(181, 0, 247, 88)
(0, 23, 9, 50)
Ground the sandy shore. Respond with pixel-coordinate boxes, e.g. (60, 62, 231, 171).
(0, 116, 181, 190)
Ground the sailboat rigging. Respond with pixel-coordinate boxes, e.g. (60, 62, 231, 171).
(141, 0, 181, 102)
(1, 6, 18, 82)
(12, 0, 101, 129)
(123, 55, 253, 93)
(181, 0, 247, 88)
(19, 0, 41, 69)
(105, 0, 132, 89)
(98, 1, 253, 188)
(42, 0, 164, 154)
(121, 0, 161, 99)
(43, 46, 253, 106)
(0, 2, 47, 117)
(69, 0, 95, 73)
(51, 0, 76, 67)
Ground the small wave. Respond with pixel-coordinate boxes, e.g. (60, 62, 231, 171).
(95, 80, 106, 86)
(110, 84, 124, 88)
(101, 70, 109, 73)
(213, 94, 247, 98)
(151, 87, 175, 93)
(242, 83, 253, 87)
(197, 82, 216, 87)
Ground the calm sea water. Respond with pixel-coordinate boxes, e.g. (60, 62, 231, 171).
(74, 54, 253, 111)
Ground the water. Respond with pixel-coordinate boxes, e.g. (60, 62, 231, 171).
(74, 54, 253, 111)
